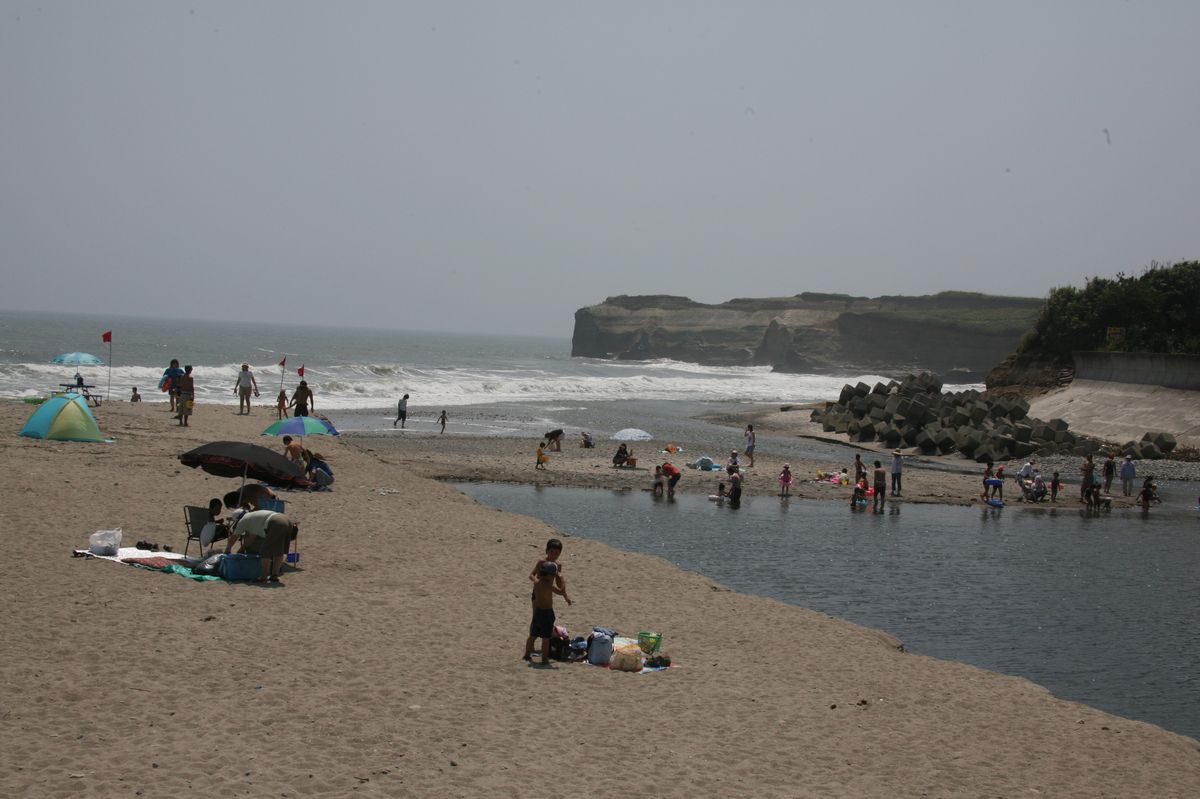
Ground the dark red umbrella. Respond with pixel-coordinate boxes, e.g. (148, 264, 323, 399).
(179, 441, 311, 489)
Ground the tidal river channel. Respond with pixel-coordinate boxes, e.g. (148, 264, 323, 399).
(455, 481, 1200, 741)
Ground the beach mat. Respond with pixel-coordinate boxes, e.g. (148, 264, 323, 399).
(71, 546, 221, 582)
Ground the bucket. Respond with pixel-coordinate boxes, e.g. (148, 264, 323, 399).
(286, 552, 301, 564)
(637, 631, 662, 654)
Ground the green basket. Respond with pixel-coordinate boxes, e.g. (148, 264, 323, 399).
(637, 631, 662, 654)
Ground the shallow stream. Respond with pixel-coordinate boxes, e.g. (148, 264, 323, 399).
(455, 481, 1200, 740)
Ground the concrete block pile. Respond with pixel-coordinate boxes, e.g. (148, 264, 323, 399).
(809, 372, 1172, 462)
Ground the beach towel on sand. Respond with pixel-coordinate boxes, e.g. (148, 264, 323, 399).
(72, 547, 221, 581)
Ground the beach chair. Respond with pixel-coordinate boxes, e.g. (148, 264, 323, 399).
(184, 505, 225, 557)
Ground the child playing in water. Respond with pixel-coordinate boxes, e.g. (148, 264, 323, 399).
(851, 478, 867, 507)
(1050, 471, 1061, 503)
(652, 465, 665, 497)
(778, 464, 793, 497)
(276, 389, 288, 420)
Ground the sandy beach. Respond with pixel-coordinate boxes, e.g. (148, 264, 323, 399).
(3, 398, 1200, 798)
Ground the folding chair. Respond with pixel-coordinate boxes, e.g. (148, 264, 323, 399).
(184, 505, 226, 557)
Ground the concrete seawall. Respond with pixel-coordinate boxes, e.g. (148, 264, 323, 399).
(1072, 351, 1200, 391)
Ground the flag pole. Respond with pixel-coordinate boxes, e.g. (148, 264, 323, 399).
(102, 331, 113, 402)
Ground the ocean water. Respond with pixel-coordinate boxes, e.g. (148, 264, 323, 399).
(457, 481, 1200, 741)
(0, 309, 941, 420)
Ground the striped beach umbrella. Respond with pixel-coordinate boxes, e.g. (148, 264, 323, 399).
(261, 416, 339, 438)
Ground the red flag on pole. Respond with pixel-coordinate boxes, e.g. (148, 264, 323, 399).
(297, 365, 305, 377)
(278, 356, 287, 367)
(102, 330, 112, 343)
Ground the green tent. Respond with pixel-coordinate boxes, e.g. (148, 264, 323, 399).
(19, 393, 109, 443)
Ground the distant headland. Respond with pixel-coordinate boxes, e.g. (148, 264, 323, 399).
(572, 291, 1044, 381)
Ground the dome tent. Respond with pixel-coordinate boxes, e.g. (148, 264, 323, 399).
(19, 393, 109, 443)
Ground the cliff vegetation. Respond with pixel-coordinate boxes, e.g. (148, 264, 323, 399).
(987, 261, 1200, 389)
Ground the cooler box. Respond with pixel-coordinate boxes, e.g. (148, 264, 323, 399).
(219, 554, 262, 581)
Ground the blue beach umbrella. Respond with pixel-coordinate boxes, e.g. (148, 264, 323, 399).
(51, 352, 104, 366)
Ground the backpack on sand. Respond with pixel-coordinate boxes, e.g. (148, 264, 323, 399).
(587, 631, 614, 666)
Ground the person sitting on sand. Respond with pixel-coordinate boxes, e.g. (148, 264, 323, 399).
(130, 387, 142, 403)
(612, 443, 630, 467)
(535, 442, 549, 470)
(524, 561, 569, 664)
(726, 450, 740, 471)
(304, 450, 334, 488)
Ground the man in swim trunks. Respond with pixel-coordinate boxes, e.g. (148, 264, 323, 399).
(290, 380, 314, 417)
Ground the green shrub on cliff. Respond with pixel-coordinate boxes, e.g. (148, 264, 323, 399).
(1020, 261, 1200, 363)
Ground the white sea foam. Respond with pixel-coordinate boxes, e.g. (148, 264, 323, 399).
(0, 358, 979, 410)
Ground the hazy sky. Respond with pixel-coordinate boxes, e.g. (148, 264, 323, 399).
(3, 2, 1198, 337)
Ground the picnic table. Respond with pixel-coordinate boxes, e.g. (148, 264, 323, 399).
(58, 384, 103, 406)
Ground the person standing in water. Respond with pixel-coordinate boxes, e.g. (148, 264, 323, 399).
(394, 393, 409, 428)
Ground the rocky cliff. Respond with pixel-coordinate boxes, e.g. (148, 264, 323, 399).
(572, 292, 1043, 380)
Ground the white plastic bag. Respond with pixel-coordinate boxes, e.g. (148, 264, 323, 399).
(88, 528, 123, 556)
